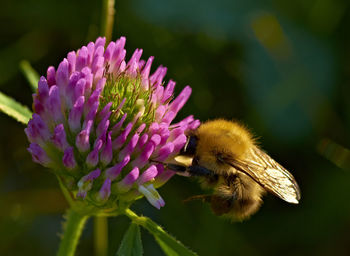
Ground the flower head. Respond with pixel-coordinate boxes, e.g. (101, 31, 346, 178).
(25, 37, 199, 210)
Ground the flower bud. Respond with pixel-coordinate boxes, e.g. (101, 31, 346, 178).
(25, 36, 199, 211)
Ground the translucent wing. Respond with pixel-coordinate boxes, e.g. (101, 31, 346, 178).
(227, 147, 301, 204)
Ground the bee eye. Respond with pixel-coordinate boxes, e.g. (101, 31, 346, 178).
(192, 156, 199, 166)
(181, 136, 197, 156)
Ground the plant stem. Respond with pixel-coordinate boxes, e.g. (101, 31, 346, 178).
(94, 216, 108, 256)
(101, 0, 115, 42)
(57, 209, 89, 256)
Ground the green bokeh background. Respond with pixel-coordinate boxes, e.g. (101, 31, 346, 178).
(1, 0, 350, 255)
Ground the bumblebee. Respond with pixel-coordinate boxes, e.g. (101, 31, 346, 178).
(166, 119, 300, 220)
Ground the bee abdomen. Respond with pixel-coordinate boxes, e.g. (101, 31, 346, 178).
(210, 195, 233, 216)
(212, 174, 264, 220)
(231, 198, 262, 219)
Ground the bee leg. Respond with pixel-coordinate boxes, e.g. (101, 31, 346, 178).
(215, 174, 264, 220)
(188, 165, 215, 177)
(165, 163, 188, 173)
(166, 164, 217, 179)
(210, 195, 233, 216)
(164, 163, 191, 176)
(183, 194, 212, 203)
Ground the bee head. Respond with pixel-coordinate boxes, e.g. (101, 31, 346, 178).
(181, 136, 197, 156)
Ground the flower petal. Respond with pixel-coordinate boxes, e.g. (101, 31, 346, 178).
(138, 184, 165, 209)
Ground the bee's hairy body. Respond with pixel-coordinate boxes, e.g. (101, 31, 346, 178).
(194, 120, 264, 219)
(195, 119, 254, 173)
(168, 119, 300, 220)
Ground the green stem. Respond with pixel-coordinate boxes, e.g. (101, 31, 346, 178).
(123, 208, 159, 233)
(57, 209, 89, 256)
(94, 216, 108, 256)
(101, 0, 115, 42)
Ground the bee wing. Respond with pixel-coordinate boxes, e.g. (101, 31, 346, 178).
(228, 147, 301, 204)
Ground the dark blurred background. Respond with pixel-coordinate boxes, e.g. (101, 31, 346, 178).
(1, 0, 350, 255)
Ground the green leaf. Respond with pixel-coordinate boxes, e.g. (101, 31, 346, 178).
(116, 222, 143, 256)
(154, 236, 190, 256)
(0, 91, 32, 124)
(19, 60, 39, 92)
(145, 221, 197, 256)
(124, 209, 197, 256)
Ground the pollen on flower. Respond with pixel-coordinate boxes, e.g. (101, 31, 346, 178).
(25, 36, 200, 210)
